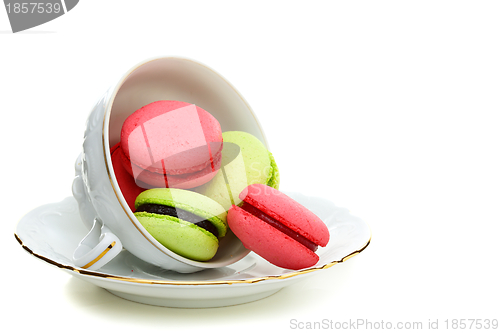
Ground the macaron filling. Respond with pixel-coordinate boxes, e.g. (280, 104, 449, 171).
(135, 203, 219, 238)
(240, 202, 318, 252)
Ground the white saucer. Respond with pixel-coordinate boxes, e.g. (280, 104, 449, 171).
(15, 193, 371, 308)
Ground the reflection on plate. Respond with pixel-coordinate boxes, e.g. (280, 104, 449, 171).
(15, 193, 371, 308)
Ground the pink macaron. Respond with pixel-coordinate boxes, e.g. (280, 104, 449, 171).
(120, 100, 223, 189)
(227, 184, 330, 270)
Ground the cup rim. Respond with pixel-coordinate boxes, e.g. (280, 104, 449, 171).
(100, 56, 259, 268)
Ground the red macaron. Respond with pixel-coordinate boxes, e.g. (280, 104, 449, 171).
(110, 142, 145, 211)
(120, 100, 223, 189)
(227, 184, 330, 270)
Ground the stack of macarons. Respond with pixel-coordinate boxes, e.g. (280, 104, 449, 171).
(111, 100, 329, 269)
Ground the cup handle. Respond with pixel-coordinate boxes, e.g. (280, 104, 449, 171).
(73, 218, 123, 270)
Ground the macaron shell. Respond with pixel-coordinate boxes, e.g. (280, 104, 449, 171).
(120, 149, 221, 189)
(135, 212, 219, 261)
(239, 184, 329, 247)
(110, 143, 145, 211)
(227, 206, 319, 270)
(267, 152, 280, 190)
(222, 131, 274, 186)
(194, 131, 279, 210)
(121, 100, 223, 175)
(135, 188, 228, 238)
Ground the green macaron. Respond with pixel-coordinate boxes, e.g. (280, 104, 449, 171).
(194, 131, 280, 210)
(134, 188, 228, 262)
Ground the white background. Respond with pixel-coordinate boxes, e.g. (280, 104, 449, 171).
(2, 1, 499, 332)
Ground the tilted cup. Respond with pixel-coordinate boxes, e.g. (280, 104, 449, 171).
(71, 57, 268, 273)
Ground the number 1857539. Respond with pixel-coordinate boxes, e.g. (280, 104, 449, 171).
(5, 2, 62, 14)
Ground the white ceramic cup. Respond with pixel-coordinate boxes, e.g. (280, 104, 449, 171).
(71, 57, 268, 273)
